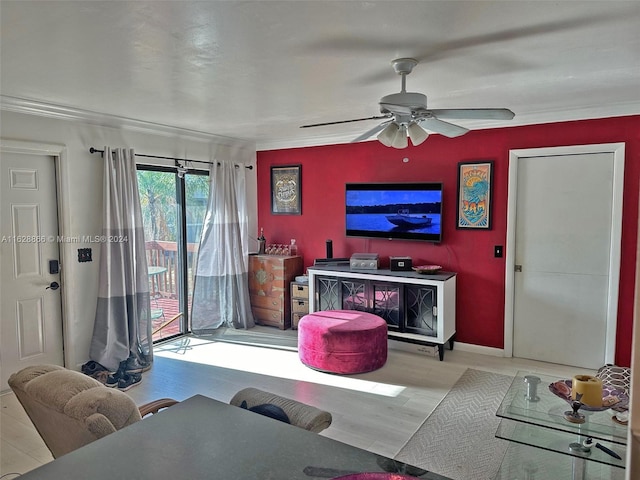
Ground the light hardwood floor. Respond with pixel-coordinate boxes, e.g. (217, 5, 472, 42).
(0, 332, 591, 478)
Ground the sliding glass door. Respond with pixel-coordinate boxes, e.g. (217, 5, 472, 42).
(137, 166, 209, 342)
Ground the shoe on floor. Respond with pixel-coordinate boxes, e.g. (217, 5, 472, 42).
(124, 356, 151, 374)
(105, 360, 128, 388)
(81, 360, 109, 376)
(91, 370, 112, 384)
(117, 372, 142, 391)
(105, 370, 124, 388)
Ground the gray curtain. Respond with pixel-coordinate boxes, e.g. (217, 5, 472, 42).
(89, 147, 152, 372)
(191, 159, 255, 333)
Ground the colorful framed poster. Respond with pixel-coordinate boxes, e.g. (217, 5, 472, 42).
(456, 160, 494, 229)
(271, 165, 301, 215)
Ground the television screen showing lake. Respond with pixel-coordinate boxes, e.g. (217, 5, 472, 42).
(344, 183, 444, 242)
(347, 213, 441, 234)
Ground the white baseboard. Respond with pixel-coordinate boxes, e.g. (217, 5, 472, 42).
(388, 339, 438, 357)
(454, 342, 505, 357)
(388, 338, 506, 358)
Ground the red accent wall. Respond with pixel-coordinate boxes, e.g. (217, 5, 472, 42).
(257, 115, 640, 366)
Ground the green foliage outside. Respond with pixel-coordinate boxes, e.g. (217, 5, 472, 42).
(137, 170, 209, 242)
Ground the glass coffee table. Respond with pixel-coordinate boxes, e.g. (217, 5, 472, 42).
(494, 371, 628, 480)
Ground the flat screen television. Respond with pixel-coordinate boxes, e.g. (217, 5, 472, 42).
(345, 182, 443, 242)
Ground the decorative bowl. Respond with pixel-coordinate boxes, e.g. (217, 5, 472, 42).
(412, 265, 442, 274)
(549, 380, 629, 411)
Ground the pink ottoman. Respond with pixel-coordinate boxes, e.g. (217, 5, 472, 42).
(298, 310, 388, 374)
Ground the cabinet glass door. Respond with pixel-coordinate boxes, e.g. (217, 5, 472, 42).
(405, 285, 437, 337)
(371, 282, 402, 331)
(316, 276, 340, 311)
(341, 279, 367, 312)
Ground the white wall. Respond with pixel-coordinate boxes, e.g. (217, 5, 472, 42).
(0, 110, 257, 370)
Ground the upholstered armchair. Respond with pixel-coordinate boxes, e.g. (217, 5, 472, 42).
(8, 364, 177, 458)
(230, 387, 332, 433)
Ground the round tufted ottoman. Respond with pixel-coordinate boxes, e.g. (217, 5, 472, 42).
(298, 310, 388, 374)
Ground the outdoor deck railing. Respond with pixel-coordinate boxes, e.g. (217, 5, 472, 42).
(146, 240, 198, 299)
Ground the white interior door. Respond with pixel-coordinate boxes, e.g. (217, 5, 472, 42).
(507, 145, 624, 369)
(0, 151, 64, 390)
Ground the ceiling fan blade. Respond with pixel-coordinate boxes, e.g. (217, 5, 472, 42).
(429, 108, 515, 120)
(418, 117, 469, 138)
(352, 120, 394, 143)
(300, 115, 390, 128)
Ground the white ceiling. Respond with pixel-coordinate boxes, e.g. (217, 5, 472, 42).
(1, 1, 639, 151)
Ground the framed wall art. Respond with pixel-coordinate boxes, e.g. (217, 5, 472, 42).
(456, 160, 494, 229)
(271, 165, 302, 215)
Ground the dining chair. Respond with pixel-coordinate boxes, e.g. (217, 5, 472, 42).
(230, 387, 332, 433)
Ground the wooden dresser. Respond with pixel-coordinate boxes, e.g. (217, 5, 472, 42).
(248, 254, 303, 330)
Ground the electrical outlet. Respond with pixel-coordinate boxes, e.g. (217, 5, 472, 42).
(494, 245, 503, 258)
(78, 248, 92, 262)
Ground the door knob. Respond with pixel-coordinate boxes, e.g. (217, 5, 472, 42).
(46, 281, 60, 290)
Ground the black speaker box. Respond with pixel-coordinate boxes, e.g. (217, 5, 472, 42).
(390, 256, 413, 271)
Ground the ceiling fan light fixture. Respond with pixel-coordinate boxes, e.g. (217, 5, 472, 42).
(377, 122, 399, 147)
(407, 122, 429, 146)
(391, 124, 408, 149)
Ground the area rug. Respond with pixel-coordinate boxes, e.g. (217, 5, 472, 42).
(394, 368, 513, 480)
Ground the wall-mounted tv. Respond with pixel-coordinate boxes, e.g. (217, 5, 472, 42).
(346, 182, 443, 242)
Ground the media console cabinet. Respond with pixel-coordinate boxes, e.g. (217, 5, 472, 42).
(307, 265, 456, 361)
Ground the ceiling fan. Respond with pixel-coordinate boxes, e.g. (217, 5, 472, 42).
(300, 58, 515, 148)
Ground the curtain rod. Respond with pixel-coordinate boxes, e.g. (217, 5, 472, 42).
(88, 147, 253, 170)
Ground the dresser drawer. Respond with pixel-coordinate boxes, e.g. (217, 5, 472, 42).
(292, 298, 309, 315)
(291, 282, 309, 299)
(250, 294, 284, 311)
(249, 255, 303, 294)
(253, 306, 289, 329)
(292, 312, 306, 330)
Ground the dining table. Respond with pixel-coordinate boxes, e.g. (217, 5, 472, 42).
(19, 394, 448, 479)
